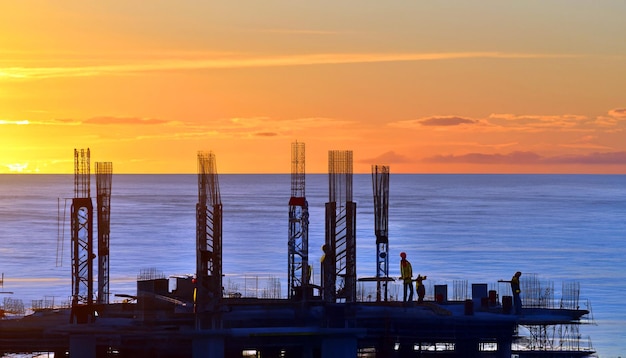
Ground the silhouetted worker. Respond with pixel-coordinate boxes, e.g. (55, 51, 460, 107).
(69, 296, 78, 323)
(320, 244, 330, 279)
(399, 252, 413, 302)
(307, 264, 312, 284)
(416, 274, 427, 303)
(509, 271, 522, 314)
(321, 244, 334, 302)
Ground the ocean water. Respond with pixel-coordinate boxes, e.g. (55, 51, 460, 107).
(0, 174, 624, 357)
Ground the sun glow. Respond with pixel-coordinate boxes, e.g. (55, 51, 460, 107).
(6, 163, 29, 173)
(0, 2, 624, 174)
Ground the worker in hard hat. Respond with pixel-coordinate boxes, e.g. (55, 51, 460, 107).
(320, 244, 333, 301)
(416, 274, 428, 303)
(510, 271, 522, 314)
(399, 252, 414, 302)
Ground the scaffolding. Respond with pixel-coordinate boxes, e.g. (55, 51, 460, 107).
(96, 162, 112, 304)
(371, 165, 390, 302)
(71, 148, 94, 316)
(508, 274, 592, 354)
(323, 150, 356, 303)
(196, 151, 223, 325)
(287, 142, 309, 300)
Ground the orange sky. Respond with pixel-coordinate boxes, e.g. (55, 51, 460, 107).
(1, 1, 625, 174)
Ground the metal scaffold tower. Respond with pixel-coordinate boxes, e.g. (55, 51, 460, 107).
(323, 150, 356, 303)
(96, 162, 112, 304)
(510, 275, 593, 353)
(71, 148, 94, 320)
(196, 151, 223, 327)
(288, 141, 309, 300)
(372, 165, 390, 302)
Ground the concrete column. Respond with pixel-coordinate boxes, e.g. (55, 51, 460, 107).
(69, 335, 96, 358)
(497, 335, 513, 358)
(455, 338, 479, 358)
(322, 337, 357, 358)
(192, 336, 224, 358)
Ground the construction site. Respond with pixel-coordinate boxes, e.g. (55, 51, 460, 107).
(0, 144, 596, 357)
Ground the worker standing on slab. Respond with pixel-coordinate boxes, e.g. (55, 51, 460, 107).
(399, 252, 414, 302)
(508, 271, 522, 314)
(416, 274, 427, 303)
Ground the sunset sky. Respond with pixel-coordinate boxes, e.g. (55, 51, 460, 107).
(1, 1, 625, 174)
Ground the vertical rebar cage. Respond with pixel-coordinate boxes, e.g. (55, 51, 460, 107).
(71, 149, 94, 310)
(196, 151, 223, 317)
(324, 150, 356, 303)
(372, 165, 390, 302)
(96, 162, 112, 304)
(288, 142, 309, 300)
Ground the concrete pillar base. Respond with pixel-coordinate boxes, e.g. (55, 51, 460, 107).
(193, 336, 224, 358)
(322, 337, 357, 358)
(69, 335, 96, 358)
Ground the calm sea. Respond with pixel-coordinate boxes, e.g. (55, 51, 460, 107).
(0, 174, 624, 357)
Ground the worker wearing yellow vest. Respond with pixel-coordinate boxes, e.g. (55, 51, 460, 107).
(416, 274, 427, 303)
(400, 252, 413, 302)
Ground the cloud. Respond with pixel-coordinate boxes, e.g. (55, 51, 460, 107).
(419, 116, 476, 126)
(391, 111, 624, 134)
(390, 116, 479, 129)
(0, 117, 144, 126)
(82, 116, 168, 125)
(488, 113, 589, 131)
(361, 151, 412, 164)
(255, 132, 278, 137)
(424, 151, 626, 165)
(425, 151, 543, 164)
(5, 163, 29, 172)
(545, 151, 626, 165)
(254, 28, 340, 35)
(593, 109, 626, 128)
(608, 108, 626, 118)
(288, 117, 356, 129)
(0, 119, 29, 125)
(0, 51, 582, 80)
(488, 113, 588, 122)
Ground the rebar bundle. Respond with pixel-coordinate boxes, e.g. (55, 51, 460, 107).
(288, 142, 309, 300)
(453, 280, 468, 301)
(328, 150, 353, 204)
(561, 281, 580, 309)
(96, 162, 112, 304)
(73, 148, 90, 198)
(372, 165, 390, 302)
(196, 151, 223, 322)
(324, 150, 356, 303)
(71, 148, 94, 315)
(521, 273, 554, 309)
(137, 268, 165, 281)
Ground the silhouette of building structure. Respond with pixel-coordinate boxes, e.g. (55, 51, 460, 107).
(288, 141, 309, 300)
(70, 148, 94, 322)
(195, 151, 223, 330)
(96, 162, 112, 305)
(0, 147, 595, 358)
(323, 150, 357, 303)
